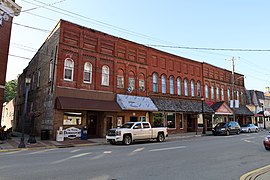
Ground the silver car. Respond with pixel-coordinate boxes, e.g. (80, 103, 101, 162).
(240, 124, 258, 133)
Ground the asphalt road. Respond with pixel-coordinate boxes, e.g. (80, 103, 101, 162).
(0, 131, 270, 180)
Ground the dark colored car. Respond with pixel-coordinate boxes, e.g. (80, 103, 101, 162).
(263, 132, 270, 150)
(212, 121, 241, 136)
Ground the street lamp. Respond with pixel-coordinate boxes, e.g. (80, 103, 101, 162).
(18, 77, 31, 148)
(201, 96, 206, 134)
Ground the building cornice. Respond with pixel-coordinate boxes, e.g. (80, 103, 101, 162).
(0, 0, 21, 17)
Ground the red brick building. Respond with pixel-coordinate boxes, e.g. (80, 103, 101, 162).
(0, 0, 21, 125)
(15, 20, 251, 140)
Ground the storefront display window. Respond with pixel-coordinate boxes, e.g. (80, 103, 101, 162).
(153, 113, 164, 127)
(166, 112, 176, 129)
(63, 112, 82, 125)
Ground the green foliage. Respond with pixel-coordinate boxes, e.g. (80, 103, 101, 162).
(4, 79, 17, 103)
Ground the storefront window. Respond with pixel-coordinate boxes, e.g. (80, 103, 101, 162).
(166, 112, 176, 129)
(179, 113, 183, 129)
(153, 113, 164, 127)
(63, 112, 82, 125)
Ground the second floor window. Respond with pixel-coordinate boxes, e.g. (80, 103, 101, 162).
(221, 88, 224, 100)
(191, 80, 195, 97)
(64, 58, 74, 81)
(84, 62, 92, 83)
(170, 76, 174, 94)
(197, 81, 201, 97)
(177, 77, 181, 95)
(162, 75, 166, 94)
(153, 73, 158, 93)
(228, 89, 231, 101)
(101, 65, 109, 86)
(184, 79, 188, 96)
(128, 77, 135, 90)
(117, 76, 124, 88)
(205, 85, 209, 98)
(211, 86, 214, 99)
(216, 87, 219, 100)
(139, 79, 145, 91)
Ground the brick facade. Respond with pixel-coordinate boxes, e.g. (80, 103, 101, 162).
(15, 20, 247, 139)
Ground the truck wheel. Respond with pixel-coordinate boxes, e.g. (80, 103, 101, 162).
(123, 135, 132, 145)
(157, 133, 165, 142)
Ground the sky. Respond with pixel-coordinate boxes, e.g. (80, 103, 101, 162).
(7, 0, 270, 92)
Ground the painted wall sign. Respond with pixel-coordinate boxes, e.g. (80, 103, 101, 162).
(64, 127, 81, 139)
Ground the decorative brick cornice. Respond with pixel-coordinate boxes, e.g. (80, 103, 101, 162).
(0, 0, 21, 17)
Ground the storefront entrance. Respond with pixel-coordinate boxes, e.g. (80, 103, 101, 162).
(87, 115, 97, 137)
(187, 114, 197, 132)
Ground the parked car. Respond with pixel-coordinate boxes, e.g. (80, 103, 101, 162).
(240, 123, 258, 133)
(212, 121, 241, 136)
(106, 122, 168, 145)
(263, 132, 270, 150)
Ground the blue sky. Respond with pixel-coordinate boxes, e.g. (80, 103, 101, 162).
(7, 0, 270, 92)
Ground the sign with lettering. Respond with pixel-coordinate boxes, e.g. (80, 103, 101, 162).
(64, 127, 81, 139)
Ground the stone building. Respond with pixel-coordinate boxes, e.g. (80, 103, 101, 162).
(15, 19, 250, 140)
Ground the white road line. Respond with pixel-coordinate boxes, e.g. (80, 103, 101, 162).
(104, 151, 112, 154)
(0, 151, 22, 155)
(27, 149, 56, 155)
(70, 149, 80, 153)
(241, 137, 255, 141)
(128, 147, 145, 156)
(51, 152, 92, 164)
(149, 146, 186, 152)
(244, 140, 251, 143)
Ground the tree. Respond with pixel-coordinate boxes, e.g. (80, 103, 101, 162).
(4, 79, 17, 102)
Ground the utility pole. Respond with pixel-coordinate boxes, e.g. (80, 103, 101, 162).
(231, 57, 236, 122)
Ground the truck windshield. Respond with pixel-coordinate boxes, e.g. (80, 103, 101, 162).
(120, 123, 134, 128)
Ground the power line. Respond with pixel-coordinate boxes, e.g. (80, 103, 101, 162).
(146, 44, 270, 52)
(13, 22, 51, 33)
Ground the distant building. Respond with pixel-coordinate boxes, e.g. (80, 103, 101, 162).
(15, 20, 251, 140)
(1, 99, 15, 129)
(0, 0, 21, 125)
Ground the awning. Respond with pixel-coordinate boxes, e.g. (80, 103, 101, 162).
(211, 101, 233, 115)
(55, 96, 121, 111)
(234, 105, 253, 116)
(151, 97, 214, 113)
(116, 94, 158, 111)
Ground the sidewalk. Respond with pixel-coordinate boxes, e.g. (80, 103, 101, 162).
(0, 131, 209, 151)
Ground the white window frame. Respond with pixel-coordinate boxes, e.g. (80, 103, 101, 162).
(221, 88, 224, 100)
(101, 65, 109, 86)
(184, 79, 188, 96)
(128, 77, 135, 90)
(191, 80, 195, 97)
(197, 81, 201, 97)
(211, 86, 214, 99)
(139, 79, 145, 91)
(169, 76, 174, 94)
(216, 87, 219, 100)
(117, 75, 124, 88)
(177, 77, 181, 95)
(83, 62, 92, 84)
(64, 58, 74, 81)
(205, 85, 209, 98)
(161, 74, 166, 94)
(153, 73, 158, 93)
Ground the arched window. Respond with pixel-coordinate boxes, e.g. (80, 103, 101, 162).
(161, 74, 166, 94)
(153, 73, 158, 93)
(64, 58, 74, 81)
(237, 91, 239, 100)
(205, 85, 209, 98)
(211, 86, 214, 99)
(117, 69, 124, 88)
(101, 65, 109, 86)
(184, 79, 188, 96)
(128, 71, 135, 90)
(191, 80, 195, 97)
(84, 62, 92, 83)
(221, 88, 224, 100)
(216, 87, 219, 100)
(197, 81, 201, 97)
(169, 76, 174, 94)
(177, 77, 181, 95)
(228, 88, 231, 101)
(138, 73, 145, 91)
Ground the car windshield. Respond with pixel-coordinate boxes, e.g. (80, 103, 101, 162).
(120, 123, 135, 128)
(216, 123, 226, 128)
(241, 124, 249, 127)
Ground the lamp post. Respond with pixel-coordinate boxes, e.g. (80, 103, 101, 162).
(18, 77, 31, 148)
(201, 96, 206, 134)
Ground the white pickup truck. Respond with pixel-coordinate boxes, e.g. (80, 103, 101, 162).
(106, 122, 168, 145)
